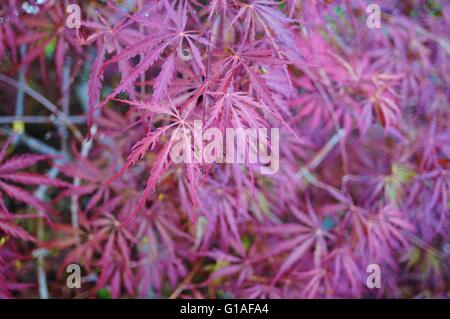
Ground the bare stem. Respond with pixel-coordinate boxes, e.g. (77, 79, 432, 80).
(0, 115, 86, 124)
(71, 125, 97, 244)
(0, 74, 83, 141)
(0, 127, 61, 156)
(13, 45, 27, 145)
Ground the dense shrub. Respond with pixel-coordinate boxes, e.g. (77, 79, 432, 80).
(0, 0, 448, 298)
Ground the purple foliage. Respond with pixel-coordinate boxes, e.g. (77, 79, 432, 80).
(0, 0, 449, 298)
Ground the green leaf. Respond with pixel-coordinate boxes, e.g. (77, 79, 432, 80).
(96, 287, 112, 299)
(425, 0, 442, 16)
(384, 163, 417, 204)
(407, 247, 421, 267)
(392, 163, 416, 183)
(333, 5, 345, 17)
(217, 290, 234, 299)
(384, 176, 401, 203)
(259, 193, 270, 216)
(241, 235, 251, 251)
(194, 216, 208, 250)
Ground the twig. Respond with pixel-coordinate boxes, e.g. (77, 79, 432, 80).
(0, 127, 61, 156)
(71, 125, 97, 244)
(169, 259, 203, 299)
(71, 69, 97, 244)
(32, 248, 49, 299)
(0, 74, 83, 142)
(301, 66, 350, 173)
(297, 129, 350, 204)
(302, 128, 346, 172)
(59, 57, 72, 155)
(13, 45, 27, 145)
(0, 115, 86, 124)
(33, 165, 63, 300)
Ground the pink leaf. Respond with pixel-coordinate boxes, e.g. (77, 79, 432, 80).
(152, 53, 176, 102)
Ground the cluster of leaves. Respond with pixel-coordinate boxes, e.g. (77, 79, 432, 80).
(0, 0, 449, 298)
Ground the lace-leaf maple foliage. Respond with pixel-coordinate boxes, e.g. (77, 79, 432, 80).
(0, 0, 448, 298)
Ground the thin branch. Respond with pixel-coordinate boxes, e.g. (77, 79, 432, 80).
(58, 57, 73, 155)
(301, 66, 350, 173)
(169, 259, 203, 299)
(0, 115, 86, 124)
(0, 74, 83, 142)
(0, 127, 61, 156)
(32, 248, 49, 299)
